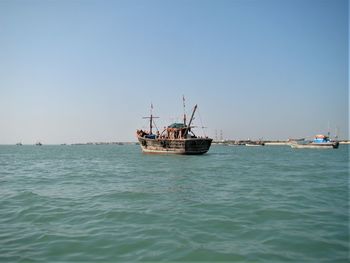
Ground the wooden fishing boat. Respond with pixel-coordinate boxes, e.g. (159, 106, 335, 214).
(136, 101, 212, 154)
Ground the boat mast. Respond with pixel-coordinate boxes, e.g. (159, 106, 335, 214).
(184, 104, 197, 136)
(143, 103, 158, 134)
(150, 103, 153, 134)
(183, 95, 186, 126)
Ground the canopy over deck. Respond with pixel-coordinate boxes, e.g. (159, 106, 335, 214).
(168, 123, 186, 129)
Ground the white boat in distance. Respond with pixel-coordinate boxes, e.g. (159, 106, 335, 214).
(245, 140, 265, 146)
(290, 135, 339, 149)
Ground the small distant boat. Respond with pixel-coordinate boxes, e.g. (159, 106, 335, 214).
(245, 140, 265, 147)
(35, 142, 42, 146)
(290, 135, 339, 149)
(136, 99, 212, 154)
(16, 142, 22, 146)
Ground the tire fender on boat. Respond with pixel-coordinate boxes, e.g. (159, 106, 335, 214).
(160, 140, 167, 148)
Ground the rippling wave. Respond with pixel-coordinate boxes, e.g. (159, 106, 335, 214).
(0, 145, 348, 261)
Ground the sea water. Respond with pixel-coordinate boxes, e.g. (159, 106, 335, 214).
(0, 144, 348, 262)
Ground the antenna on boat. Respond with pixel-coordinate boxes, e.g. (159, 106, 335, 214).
(143, 103, 159, 134)
(183, 95, 186, 126)
(197, 107, 207, 137)
(327, 121, 330, 137)
(335, 126, 339, 140)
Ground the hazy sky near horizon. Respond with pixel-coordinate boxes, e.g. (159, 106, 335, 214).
(0, 0, 348, 143)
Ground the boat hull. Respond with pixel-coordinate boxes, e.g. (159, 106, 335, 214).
(137, 137, 212, 154)
(290, 142, 339, 149)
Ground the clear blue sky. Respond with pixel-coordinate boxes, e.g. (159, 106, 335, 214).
(0, 0, 348, 143)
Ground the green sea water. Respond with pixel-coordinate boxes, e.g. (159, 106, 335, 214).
(0, 144, 348, 262)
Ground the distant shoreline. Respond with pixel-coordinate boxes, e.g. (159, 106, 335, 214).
(2, 140, 350, 146)
(212, 140, 350, 145)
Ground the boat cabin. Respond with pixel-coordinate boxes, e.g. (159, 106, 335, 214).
(313, 135, 330, 143)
